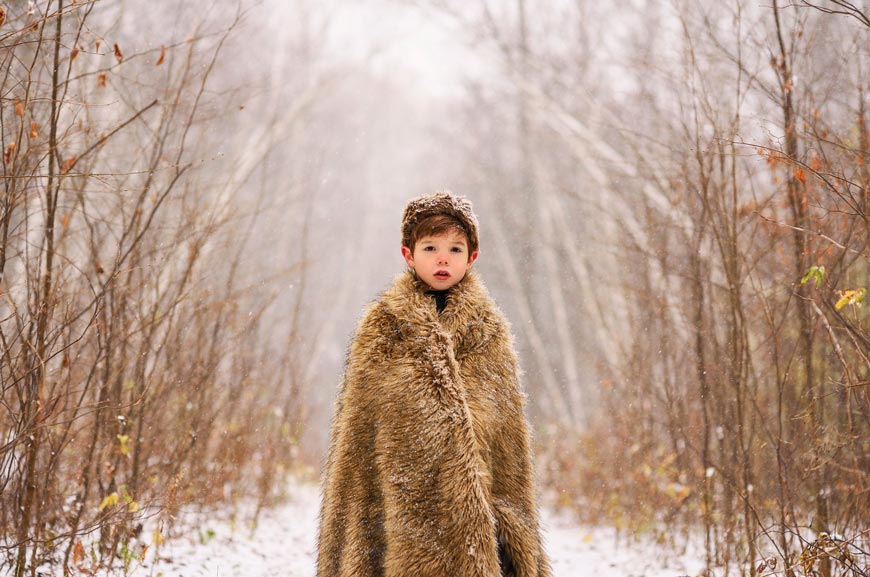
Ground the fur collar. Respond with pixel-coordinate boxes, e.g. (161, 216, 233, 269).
(380, 270, 499, 358)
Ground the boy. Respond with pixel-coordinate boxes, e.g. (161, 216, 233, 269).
(316, 191, 551, 577)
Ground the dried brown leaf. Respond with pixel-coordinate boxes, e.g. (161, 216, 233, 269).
(156, 45, 165, 66)
(794, 167, 806, 184)
(114, 43, 123, 63)
(4, 142, 16, 165)
(72, 540, 85, 565)
(61, 155, 77, 174)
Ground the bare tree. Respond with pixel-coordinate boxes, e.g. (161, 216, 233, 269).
(0, 1, 339, 573)
(402, 0, 870, 575)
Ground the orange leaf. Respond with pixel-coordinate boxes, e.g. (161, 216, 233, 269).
(794, 167, 806, 184)
(73, 540, 85, 565)
(71, 47, 79, 61)
(14, 100, 23, 117)
(61, 214, 69, 229)
(61, 155, 77, 174)
(30, 121, 38, 138)
(4, 142, 15, 165)
(155, 45, 165, 66)
(95, 39, 101, 51)
(810, 152, 821, 171)
(0, 7, 6, 29)
(97, 72, 106, 87)
(113, 43, 123, 63)
(858, 155, 865, 166)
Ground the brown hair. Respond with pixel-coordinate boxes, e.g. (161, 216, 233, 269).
(406, 214, 478, 254)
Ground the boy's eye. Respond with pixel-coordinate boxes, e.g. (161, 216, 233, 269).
(451, 247, 463, 253)
(423, 246, 435, 251)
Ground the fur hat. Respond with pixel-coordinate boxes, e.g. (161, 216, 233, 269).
(401, 191, 480, 251)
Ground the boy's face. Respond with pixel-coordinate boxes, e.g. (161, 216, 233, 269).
(401, 229, 479, 291)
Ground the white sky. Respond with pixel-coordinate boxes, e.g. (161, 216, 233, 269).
(324, 0, 491, 100)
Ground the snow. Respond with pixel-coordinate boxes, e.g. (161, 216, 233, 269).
(143, 484, 321, 577)
(51, 481, 704, 577)
(542, 505, 704, 577)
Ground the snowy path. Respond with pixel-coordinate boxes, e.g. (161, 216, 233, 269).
(136, 483, 703, 577)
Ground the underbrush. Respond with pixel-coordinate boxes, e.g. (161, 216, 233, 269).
(536, 425, 869, 577)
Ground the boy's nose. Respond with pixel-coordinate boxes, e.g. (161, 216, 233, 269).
(437, 254, 448, 264)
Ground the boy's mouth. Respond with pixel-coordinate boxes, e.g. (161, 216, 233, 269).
(433, 270, 451, 280)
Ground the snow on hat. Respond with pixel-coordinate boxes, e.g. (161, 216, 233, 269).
(401, 191, 480, 252)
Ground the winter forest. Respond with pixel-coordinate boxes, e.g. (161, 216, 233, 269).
(1, 0, 869, 576)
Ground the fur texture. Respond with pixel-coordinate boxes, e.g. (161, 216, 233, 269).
(316, 271, 551, 577)
(401, 191, 480, 252)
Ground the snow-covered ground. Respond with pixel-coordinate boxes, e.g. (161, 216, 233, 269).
(51, 481, 704, 576)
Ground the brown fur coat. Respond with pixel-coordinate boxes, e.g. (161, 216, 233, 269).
(316, 271, 551, 577)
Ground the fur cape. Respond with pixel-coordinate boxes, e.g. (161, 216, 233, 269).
(316, 270, 551, 577)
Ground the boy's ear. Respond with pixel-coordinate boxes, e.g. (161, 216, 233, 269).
(468, 250, 479, 266)
(401, 245, 414, 267)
